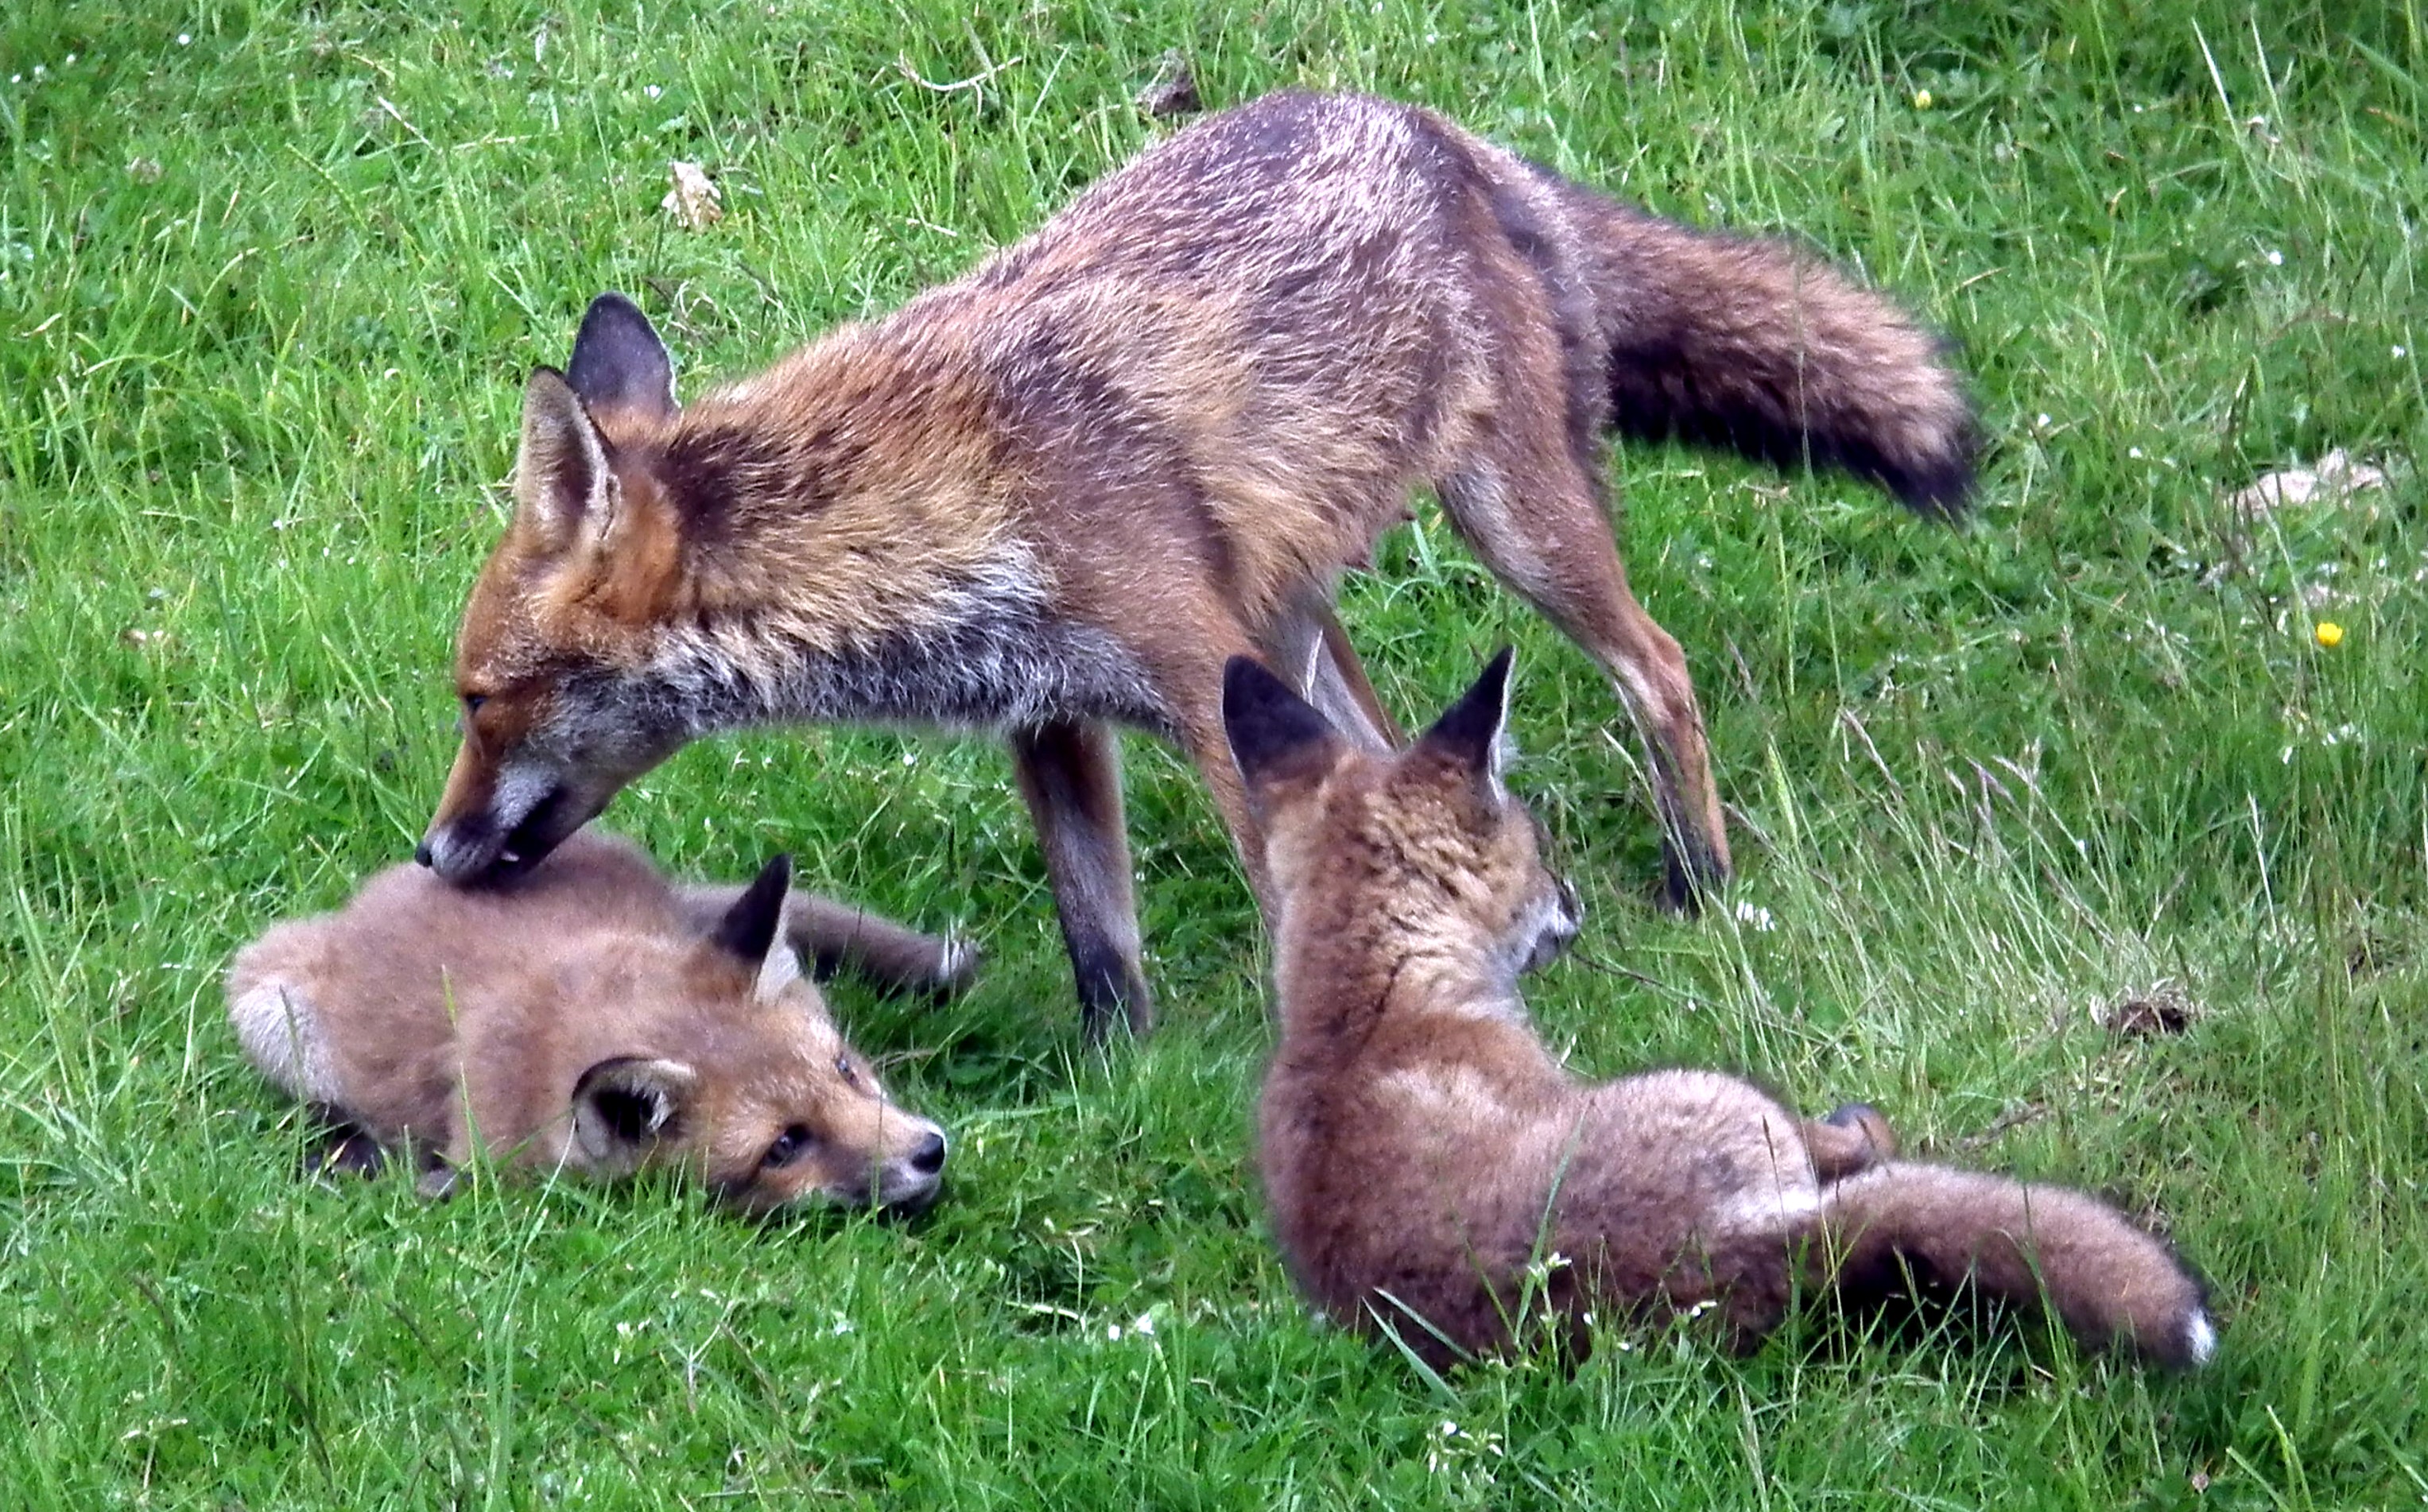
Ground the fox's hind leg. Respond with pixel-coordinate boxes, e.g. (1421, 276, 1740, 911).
(1437, 448, 1731, 909)
(785, 895, 983, 1000)
(677, 884, 981, 1000)
(1805, 1103, 1899, 1181)
(1011, 719, 1153, 1041)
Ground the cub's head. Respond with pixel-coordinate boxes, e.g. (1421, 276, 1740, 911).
(1223, 648, 1580, 980)
(568, 854, 950, 1215)
(421, 294, 696, 886)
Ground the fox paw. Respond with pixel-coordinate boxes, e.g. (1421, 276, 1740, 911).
(1813, 1102, 1898, 1177)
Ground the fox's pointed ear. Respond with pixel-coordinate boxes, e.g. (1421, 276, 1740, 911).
(514, 366, 615, 552)
(710, 853, 809, 1002)
(566, 293, 677, 422)
(712, 853, 792, 963)
(571, 1056, 696, 1173)
(1224, 655, 1344, 811)
(1416, 648, 1517, 799)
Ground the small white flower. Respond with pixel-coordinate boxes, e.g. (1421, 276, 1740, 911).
(661, 161, 723, 230)
(2035, 412, 2053, 429)
(2127, 446, 2144, 459)
(177, 32, 191, 45)
(2395, 345, 2408, 359)
(645, 83, 663, 99)
(2264, 248, 2284, 266)
(1130, 1312, 1155, 1336)
(1105, 1323, 1123, 1341)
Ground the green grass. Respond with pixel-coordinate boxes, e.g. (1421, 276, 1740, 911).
(5, 0, 2426, 1503)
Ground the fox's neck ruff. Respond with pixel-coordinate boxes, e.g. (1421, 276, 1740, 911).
(1271, 878, 1526, 1049)
(623, 516, 1164, 743)
(639, 566, 1156, 739)
(597, 328, 1166, 739)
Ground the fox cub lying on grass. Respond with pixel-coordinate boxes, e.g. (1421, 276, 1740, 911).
(227, 830, 966, 1212)
(1225, 652, 2216, 1370)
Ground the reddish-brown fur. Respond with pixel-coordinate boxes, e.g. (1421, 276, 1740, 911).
(228, 830, 966, 1211)
(420, 91, 1977, 1038)
(1228, 652, 2217, 1371)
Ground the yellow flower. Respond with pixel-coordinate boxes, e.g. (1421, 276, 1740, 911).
(1912, 88, 1933, 109)
(2315, 621, 2345, 649)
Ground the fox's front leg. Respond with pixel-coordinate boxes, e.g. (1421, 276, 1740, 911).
(1010, 719, 1152, 1040)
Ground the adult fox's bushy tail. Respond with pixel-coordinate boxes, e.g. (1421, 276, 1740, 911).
(1815, 1162, 2216, 1367)
(1565, 189, 1980, 516)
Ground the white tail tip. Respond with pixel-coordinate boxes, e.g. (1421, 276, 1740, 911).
(2184, 1309, 2219, 1367)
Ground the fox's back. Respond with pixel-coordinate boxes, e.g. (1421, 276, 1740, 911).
(227, 833, 692, 1137)
(968, 95, 1482, 290)
(930, 94, 1531, 613)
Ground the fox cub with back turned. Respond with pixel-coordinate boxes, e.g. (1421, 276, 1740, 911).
(417, 90, 1980, 1040)
(1225, 652, 2216, 1369)
(227, 830, 966, 1212)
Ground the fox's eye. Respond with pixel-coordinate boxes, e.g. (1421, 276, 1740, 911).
(834, 1054, 859, 1088)
(762, 1124, 813, 1169)
(461, 692, 489, 716)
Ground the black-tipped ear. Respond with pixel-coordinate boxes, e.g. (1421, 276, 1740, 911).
(514, 367, 613, 548)
(571, 1056, 696, 1171)
(712, 853, 793, 963)
(566, 293, 677, 421)
(1417, 648, 1516, 787)
(1224, 655, 1344, 797)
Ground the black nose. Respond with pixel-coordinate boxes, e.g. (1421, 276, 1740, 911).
(413, 840, 435, 868)
(909, 1131, 947, 1176)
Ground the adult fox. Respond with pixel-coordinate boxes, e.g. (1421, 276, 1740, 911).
(1224, 650, 2215, 1370)
(417, 91, 1976, 1038)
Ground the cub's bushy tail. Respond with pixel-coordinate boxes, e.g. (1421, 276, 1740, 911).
(1813, 1162, 2216, 1368)
(1567, 191, 1980, 518)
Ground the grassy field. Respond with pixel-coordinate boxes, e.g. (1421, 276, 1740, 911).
(5, 0, 2426, 1503)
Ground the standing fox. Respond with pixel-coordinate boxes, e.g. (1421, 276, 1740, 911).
(417, 91, 1978, 1038)
(227, 829, 963, 1211)
(1226, 651, 2216, 1370)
